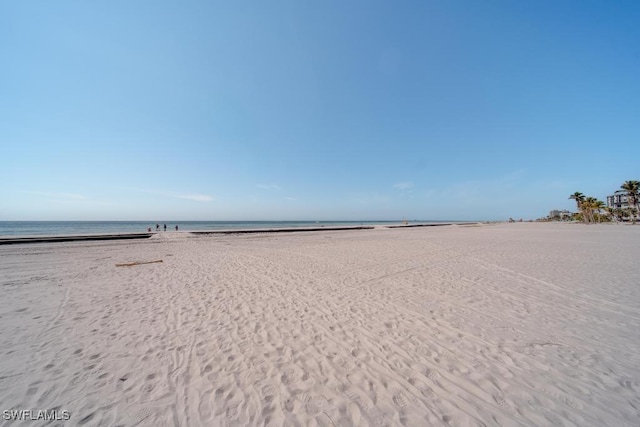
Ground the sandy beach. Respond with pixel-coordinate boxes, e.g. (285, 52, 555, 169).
(1, 223, 639, 426)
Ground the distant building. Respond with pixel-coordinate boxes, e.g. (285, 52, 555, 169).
(549, 210, 572, 220)
(607, 190, 630, 209)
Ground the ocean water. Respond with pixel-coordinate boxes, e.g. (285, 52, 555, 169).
(0, 221, 422, 237)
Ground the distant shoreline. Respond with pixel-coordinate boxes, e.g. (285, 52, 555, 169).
(0, 220, 478, 239)
(0, 222, 480, 245)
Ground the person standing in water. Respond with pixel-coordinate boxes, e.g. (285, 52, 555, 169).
(163, 224, 167, 231)
(175, 225, 178, 231)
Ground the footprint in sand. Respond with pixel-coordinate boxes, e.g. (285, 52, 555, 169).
(390, 358, 405, 370)
(224, 402, 240, 420)
(298, 392, 328, 416)
(541, 388, 581, 409)
(298, 391, 312, 403)
(244, 369, 263, 384)
(304, 400, 321, 416)
(328, 354, 347, 368)
(125, 406, 153, 426)
(260, 383, 276, 400)
(408, 377, 435, 398)
(493, 393, 509, 409)
(280, 397, 296, 413)
(424, 367, 439, 380)
(281, 368, 297, 385)
(344, 389, 371, 411)
(392, 390, 409, 408)
(472, 359, 485, 370)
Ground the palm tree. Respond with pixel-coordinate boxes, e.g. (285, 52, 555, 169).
(604, 206, 618, 223)
(569, 192, 585, 213)
(621, 181, 640, 224)
(583, 197, 599, 224)
(593, 200, 606, 222)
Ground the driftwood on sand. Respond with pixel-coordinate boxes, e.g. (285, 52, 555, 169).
(115, 260, 163, 267)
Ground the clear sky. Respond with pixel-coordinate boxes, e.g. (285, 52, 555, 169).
(2, 1, 639, 221)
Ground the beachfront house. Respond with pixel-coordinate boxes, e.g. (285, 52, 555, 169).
(606, 190, 630, 209)
(548, 210, 572, 221)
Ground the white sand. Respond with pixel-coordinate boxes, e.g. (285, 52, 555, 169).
(1, 223, 639, 426)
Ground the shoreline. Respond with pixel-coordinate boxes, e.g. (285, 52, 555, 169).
(0, 232, 154, 245)
(0, 222, 479, 245)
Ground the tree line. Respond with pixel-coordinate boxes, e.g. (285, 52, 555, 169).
(569, 180, 639, 224)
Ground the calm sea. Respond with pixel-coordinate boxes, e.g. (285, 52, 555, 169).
(0, 221, 427, 237)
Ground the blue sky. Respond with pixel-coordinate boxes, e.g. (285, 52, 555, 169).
(2, 1, 639, 221)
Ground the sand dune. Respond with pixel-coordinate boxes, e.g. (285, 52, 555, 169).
(1, 223, 639, 426)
